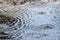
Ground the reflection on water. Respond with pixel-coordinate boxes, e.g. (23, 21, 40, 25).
(0, 1, 60, 40)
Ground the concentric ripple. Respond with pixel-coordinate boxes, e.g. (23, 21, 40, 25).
(0, 14, 26, 39)
(0, 1, 60, 40)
